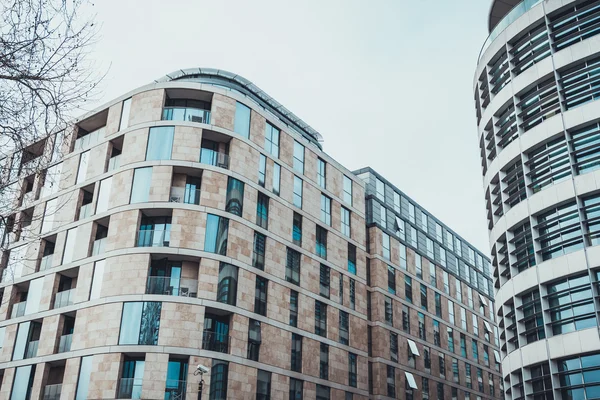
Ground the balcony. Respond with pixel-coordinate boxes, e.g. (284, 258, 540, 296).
(146, 276, 198, 297)
(74, 127, 104, 151)
(43, 384, 62, 400)
(117, 378, 143, 399)
(39, 254, 53, 271)
(164, 380, 187, 400)
(169, 187, 200, 205)
(53, 289, 74, 309)
(79, 203, 93, 220)
(107, 155, 121, 171)
(57, 333, 72, 353)
(137, 230, 170, 248)
(202, 330, 230, 354)
(200, 148, 229, 169)
(25, 340, 39, 358)
(92, 238, 106, 256)
(162, 107, 211, 124)
(11, 301, 27, 318)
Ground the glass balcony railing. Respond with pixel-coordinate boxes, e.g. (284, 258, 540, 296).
(74, 127, 105, 151)
(117, 378, 143, 399)
(21, 191, 35, 207)
(169, 187, 200, 205)
(146, 277, 198, 297)
(42, 384, 62, 400)
(53, 289, 75, 309)
(162, 107, 211, 124)
(200, 148, 229, 169)
(107, 155, 121, 171)
(92, 238, 106, 256)
(478, 0, 543, 63)
(39, 254, 54, 271)
(25, 340, 39, 358)
(164, 380, 187, 400)
(137, 230, 170, 248)
(57, 333, 72, 353)
(11, 301, 27, 318)
(202, 330, 230, 354)
(79, 203, 93, 220)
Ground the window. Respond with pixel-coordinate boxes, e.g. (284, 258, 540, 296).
(460, 307, 467, 330)
(349, 353, 357, 387)
(41, 198, 58, 234)
(290, 290, 298, 327)
(350, 279, 356, 310)
(248, 320, 262, 361)
(385, 296, 393, 325)
(265, 122, 280, 157)
(293, 176, 302, 208)
(409, 226, 417, 248)
(443, 271, 449, 294)
(317, 158, 326, 189)
(395, 216, 405, 240)
(315, 301, 327, 337)
(547, 273, 595, 335)
(75, 356, 93, 400)
(380, 204, 387, 228)
(420, 284, 428, 310)
(382, 232, 390, 260)
(320, 264, 330, 298)
(483, 344, 489, 367)
(320, 343, 329, 379)
(217, 262, 238, 305)
(256, 370, 271, 400)
(343, 175, 352, 204)
(472, 314, 479, 336)
(405, 276, 413, 303)
(286, 248, 301, 285)
(387, 365, 396, 397)
(289, 378, 303, 400)
(256, 193, 269, 229)
(472, 339, 479, 361)
(467, 288, 473, 308)
(293, 141, 304, 173)
(258, 155, 266, 187)
(376, 178, 385, 200)
(341, 207, 351, 237)
(440, 248, 447, 267)
(291, 334, 302, 372)
(465, 363, 472, 388)
(537, 201, 583, 260)
(426, 238, 434, 258)
(339, 272, 344, 304)
(209, 360, 229, 400)
(316, 385, 330, 400)
(416, 255, 422, 279)
(447, 327, 455, 352)
(272, 163, 280, 195)
(424, 346, 431, 371)
(430, 263, 437, 287)
(402, 305, 410, 333)
(448, 300, 455, 325)
(254, 277, 268, 316)
(433, 319, 440, 345)
(204, 214, 229, 255)
(390, 332, 399, 362)
(520, 289, 545, 343)
(253, 232, 266, 270)
(556, 353, 600, 399)
(418, 312, 426, 340)
(399, 244, 407, 269)
(234, 102, 251, 138)
(455, 280, 462, 303)
(75, 150, 89, 184)
(435, 293, 442, 317)
(452, 358, 459, 383)
(420, 211, 428, 232)
(388, 265, 396, 294)
(439, 355, 445, 378)
(292, 212, 302, 246)
(90, 260, 105, 300)
(130, 167, 152, 203)
(146, 126, 174, 160)
(320, 194, 332, 225)
(119, 98, 132, 130)
(422, 377, 429, 400)
(226, 177, 244, 216)
(339, 310, 349, 345)
(477, 368, 483, 392)
(119, 302, 161, 345)
(340, 242, 354, 275)
(316, 226, 327, 259)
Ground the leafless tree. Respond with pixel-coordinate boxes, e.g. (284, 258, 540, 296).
(0, 0, 101, 286)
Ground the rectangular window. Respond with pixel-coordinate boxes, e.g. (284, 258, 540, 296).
(460, 307, 467, 330)
(341, 207, 351, 237)
(248, 320, 262, 361)
(349, 353, 357, 387)
(388, 265, 396, 294)
(95, 177, 112, 214)
(399, 244, 407, 269)
(41, 198, 58, 234)
(272, 163, 281, 196)
(146, 126, 174, 160)
(256, 370, 271, 400)
(234, 102, 251, 138)
(316, 226, 327, 259)
(75, 356, 93, 400)
(426, 238, 434, 258)
(376, 178, 385, 200)
(548, 273, 595, 335)
(387, 365, 396, 397)
(416, 254, 423, 279)
(380, 204, 387, 228)
(320, 343, 329, 379)
(339, 310, 349, 345)
(204, 214, 229, 255)
(317, 158, 326, 189)
(320, 195, 331, 225)
(439, 355, 445, 378)
(293, 141, 304, 173)
(433, 319, 440, 345)
(343, 175, 353, 205)
(265, 122, 280, 158)
(289, 378, 303, 400)
(62, 227, 77, 264)
(293, 176, 303, 208)
(472, 339, 479, 361)
(350, 279, 356, 310)
(385, 296, 393, 325)
(390, 332, 399, 362)
(483, 344, 490, 367)
(448, 327, 455, 352)
(119, 302, 162, 345)
(130, 167, 152, 204)
(258, 154, 266, 187)
(253, 232, 266, 270)
(448, 300, 455, 325)
(402, 305, 410, 333)
(226, 177, 244, 216)
(256, 193, 269, 229)
(395, 216, 405, 240)
(455, 280, 462, 303)
(319, 264, 330, 298)
(405, 276, 413, 303)
(382, 232, 390, 260)
(418, 312, 426, 340)
(467, 288, 474, 308)
(473, 314, 479, 337)
(76, 150, 89, 184)
(348, 243, 357, 274)
(10, 365, 35, 400)
(430, 263, 437, 287)
(254, 277, 268, 316)
(210, 360, 229, 399)
(119, 98, 132, 130)
(422, 377, 430, 400)
(461, 334, 467, 357)
(290, 290, 298, 327)
(443, 271, 449, 294)
(291, 334, 302, 372)
(421, 284, 428, 310)
(292, 212, 302, 246)
(435, 292, 442, 317)
(286, 248, 301, 285)
(316, 385, 330, 400)
(420, 211, 428, 232)
(465, 363, 472, 388)
(440, 248, 447, 267)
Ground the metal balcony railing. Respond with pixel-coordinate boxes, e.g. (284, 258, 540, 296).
(11, 301, 27, 318)
(146, 277, 198, 297)
(57, 334, 72, 353)
(169, 187, 200, 205)
(202, 330, 230, 354)
(164, 379, 187, 400)
(162, 107, 211, 124)
(137, 230, 170, 247)
(42, 384, 62, 400)
(117, 378, 143, 399)
(200, 148, 229, 169)
(53, 289, 75, 309)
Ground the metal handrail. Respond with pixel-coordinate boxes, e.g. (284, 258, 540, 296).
(202, 330, 230, 353)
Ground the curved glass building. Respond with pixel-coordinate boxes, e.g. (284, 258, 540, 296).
(475, 0, 600, 399)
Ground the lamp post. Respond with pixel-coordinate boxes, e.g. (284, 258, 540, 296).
(194, 366, 207, 400)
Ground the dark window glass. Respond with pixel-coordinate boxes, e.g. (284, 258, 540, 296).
(217, 263, 238, 306)
(225, 177, 244, 216)
(405, 276, 413, 303)
(253, 232, 266, 270)
(209, 361, 228, 400)
(388, 265, 396, 294)
(256, 192, 269, 229)
(349, 353, 357, 387)
(320, 264, 330, 298)
(547, 274, 595, 335)
(385, 296, 393, 325)
(291, 334, 302, 372)
(247, 319, 262, 361)
(320, 343, 329, 379)
(316, 226, 327, 259)
(256, 370, 271, 400)
(348, 243, 356, 274)
(289, 378, 303, 400)
(254, 277, 268, 316)
(286, 248, 300, 285)
(315, 301, 327, 337)
(339, 310, 349, 345)
(289, 290, 298, 327)
(204, 214, 229, 255)
(292, 212, 302, 246)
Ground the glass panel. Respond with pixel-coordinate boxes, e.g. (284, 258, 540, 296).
(76, 151, 89, 184)
(119, 302, 143, 345)
(96, 177, 112, 214)
(76, 356, 93, 400)
(130, 167, 152, 204)
(146, 126, 174, 161)
(90, 260, 105, 300)
(234, 102, 251, 138)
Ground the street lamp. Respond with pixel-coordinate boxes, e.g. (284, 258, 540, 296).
(194, 364, 209, 400)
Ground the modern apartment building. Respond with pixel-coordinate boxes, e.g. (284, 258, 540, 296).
(0, 67, 499, 400)
(474, 0, 600, 399)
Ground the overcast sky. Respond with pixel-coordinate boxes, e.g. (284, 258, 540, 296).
(86, 0, 492, 253)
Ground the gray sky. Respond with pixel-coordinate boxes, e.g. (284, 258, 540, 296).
(87, 0, 492, 253)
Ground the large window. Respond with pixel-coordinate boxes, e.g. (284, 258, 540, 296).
(382, 232, 390, 260)
(289, 378, 303, 400)
(420, 284, 428, 310)
(256, 370, 271, 400)
(256, 193, 269, 229)
(418, 312, 426, 340)
(204, 214, 229, 255)
(315, 301, 327, 337)
(349, 353, 357, 387)
(320, 195, 331, 226)
(254, 277, 268, 316)
(234, 102, 251, 138)
(293, 141, 304, 173)
(557, 353, 600, 399)
(384, 296, 393, 325)
(217, 262, 238, 306)
(258, 155, 266, 187)
(339, 310, 349, 345)
(343, 175, 353, 205)
(253, 232, 266, 270)
(137, 216, 171, 247)
(293, 176, 303, 208)
(95, 177, 112, 214)
(388, 265, 396, 294)
(547, 273, 596, 335)
(520, 289, 545, 343)
(447, 327, 455, 353)
(348, 243, 357, 274)
(226, 177, 244, 216)
(537, 201, 583, 260)
(146, 126, 174, 160)
(291, 334, 302, 372)
(341, 207, 351, 237)
(316, 226, 327, 259)
(130, 167, 152, 204)
(405, 276, 413, 303)
(293, 212, 302, 246)
(286, 248, 301, 285)
(273, 163, 280, 196)
(119, 98, 132, 130)
(209, 360, 229, 400)
(390, 332, 399, 362)
(571, 122, 600, 174)
(319, 264, 330, 298)
(320, 343, 329, 379)
(402, 305, 410, 333)
(76, 150, 89, 184)
(119, 302, 162, 345)
(387, 365, 396, 397)
(264, 122, 280, 158)
(584, 193, 600, 246)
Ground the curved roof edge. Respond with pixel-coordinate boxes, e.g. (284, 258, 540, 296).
(488, 0, 521, 32)
(155, 68, 324, 148)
